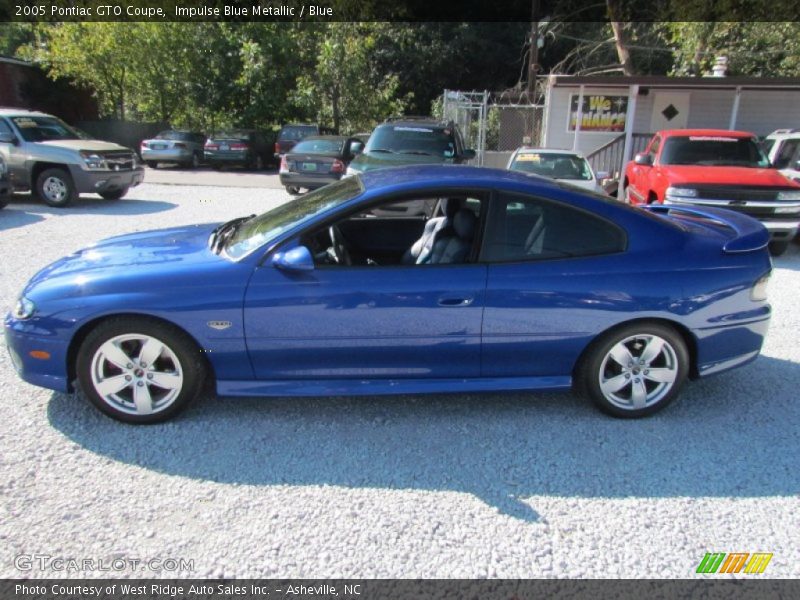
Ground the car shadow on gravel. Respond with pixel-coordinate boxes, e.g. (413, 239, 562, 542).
(2, 194, 177, 218)
(47, 355, 800, 521)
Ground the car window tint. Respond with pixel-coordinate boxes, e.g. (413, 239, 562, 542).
(774, 140, 800, 169)
(482, 192, 625, 262)
(510, 153, 593, 180)
(0, 119, 12, 135)
(364, 198, 438, 218)
(293, 139, 344, 154)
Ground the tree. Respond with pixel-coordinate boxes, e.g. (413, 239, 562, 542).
(295, 23, 409, 133)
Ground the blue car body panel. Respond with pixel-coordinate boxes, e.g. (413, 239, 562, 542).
(5, 165, 772, 402)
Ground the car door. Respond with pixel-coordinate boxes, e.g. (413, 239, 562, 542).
(480, 190, 627, 379)
(0, 118, 25, 188)
(631, 134, 660, 201)
(243, 193, 488, 380)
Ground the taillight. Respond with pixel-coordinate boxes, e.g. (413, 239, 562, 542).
(751, 273, 770, 301)
(274, 142, 280, 154)
(140, 141, 148, 149)
(279, 156, 289, 173)
(205, 142, 218, 150)
(330, 159, 345, 174)
(230, 143, 249, 150)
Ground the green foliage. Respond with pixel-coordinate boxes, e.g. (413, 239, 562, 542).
(663, 22, 800, 77)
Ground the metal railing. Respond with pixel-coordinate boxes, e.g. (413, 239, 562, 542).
(586, 133, 651, 179)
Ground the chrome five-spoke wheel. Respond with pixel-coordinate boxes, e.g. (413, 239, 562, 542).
(77, 317, 206, 423)
(89, 333, 184, 416)
(577, 323, 688, 418)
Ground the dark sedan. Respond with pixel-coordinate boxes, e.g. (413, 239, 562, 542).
(204, 130, 276, 170)
(279, 135, 363, 194)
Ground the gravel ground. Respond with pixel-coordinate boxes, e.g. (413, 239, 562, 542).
(1, 183, 799, 579)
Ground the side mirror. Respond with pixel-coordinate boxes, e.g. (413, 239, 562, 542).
(350, 141, 364, 155)
(633, 152, 653, 166)
(461, 149, 477, 160)
(0, 132, 17, 144)
(272, 246, 315, 272)
(595, 170, 610, 180)
(793, 159, 800, 171)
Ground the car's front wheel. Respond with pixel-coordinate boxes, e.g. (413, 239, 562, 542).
(36, 168, 77, 207)
(76, 317, 207, 424)
(576, 322, 688, 418)
(768, 240, 789, 257)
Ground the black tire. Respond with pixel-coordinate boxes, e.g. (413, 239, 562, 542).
(146, 161, 158, 169)
(99, 187, 128, 201)
(35, 168, 77, 207)
(768, 240, 789, 257)
(76, 317, 207, 424)
(183, 152, 201, 169)
(285, 186, 301, 195)
(575, 322, 689, 418)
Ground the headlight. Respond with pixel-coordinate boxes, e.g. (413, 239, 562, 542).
(13, 296, 36, 320)
(665, 187, 698, 198)
(80, 151, 108, 170)
(777, 190, 800, 200)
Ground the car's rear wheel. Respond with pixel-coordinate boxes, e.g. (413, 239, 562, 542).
(36, 168, 77, 207)
(77, 317, 206, 424)
(768, 240, 789, 257)
(576, 322, 688, 418)
(99, 187, 128, 200)
(285, 186, 301, 195)
(147, 161, 158, 169)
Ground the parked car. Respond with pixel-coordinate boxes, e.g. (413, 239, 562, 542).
(274, 123, 335, 158)
(140, 130, 206, 169)
(345, 117, 476, 176)
(6, 165, 772, 424)
(761, 128, 800, 184)
(279, 135, 363, 194)
(204, 130, 276, 170)
(0, 108, 143, 207)
(623, 128, 800, 256)
(0, 155, 9, 209)
(507, 148, 609, 194)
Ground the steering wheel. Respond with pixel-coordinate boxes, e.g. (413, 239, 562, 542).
(328, 224, 352, 266)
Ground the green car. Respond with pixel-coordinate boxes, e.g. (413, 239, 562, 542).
(346, 117, 476, 176)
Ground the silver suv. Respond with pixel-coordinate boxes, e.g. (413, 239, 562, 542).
(0, 155, 9, 209)
(0, 108, 144, 207)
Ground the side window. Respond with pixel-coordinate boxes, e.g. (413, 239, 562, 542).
(0, 118, 13, 136)
(649, 136, 661, 158)
(482, 192, 625, 262)
(301, 194, 484, 267)
(774, 140, 800, 169)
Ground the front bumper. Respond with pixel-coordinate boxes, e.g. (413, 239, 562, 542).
(279, 171, 340, 190)
(4, 317, 71, 393)
(141, 148, 193, 162)
(205, 151, 250, 166)
(663, 197, 800, 240)
(68, 165, 145, 194)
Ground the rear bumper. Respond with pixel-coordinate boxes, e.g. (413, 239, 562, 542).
(279, 172, 340, 189)
(68, 165, 145, 194)
(141, 148, 193, 162)
(694, 314, 771, 378)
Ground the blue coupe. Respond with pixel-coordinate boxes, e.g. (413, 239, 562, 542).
(5, 165, 772, 423)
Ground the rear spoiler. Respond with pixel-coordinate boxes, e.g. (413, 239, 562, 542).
(646, 204, 769, 254)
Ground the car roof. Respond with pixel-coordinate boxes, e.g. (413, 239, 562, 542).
(378, 118, 450, 129)
(513, 147, 586, 158)
(766, 129, 800, 140)
(657, 129, 755, 138)
(0, 107, 55, 118)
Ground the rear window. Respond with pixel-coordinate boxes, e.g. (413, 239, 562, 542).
(292, 139, 344, 154)
(279, 126, 317, 141)
(660, 135, 770, 168)
(214, 131, 251, 141)
(510, 153, 593, 180)
(365, 125, 456, 157)
(156, 131, 197, 141)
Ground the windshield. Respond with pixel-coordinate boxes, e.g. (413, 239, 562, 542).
(510, 152, 593, 180)
(292, 138, 344, 154)
(365, 125, 456, 156)
(10, 116, 83, 142)
(225, 176, 363, 260)
(660, 135, 770, 167)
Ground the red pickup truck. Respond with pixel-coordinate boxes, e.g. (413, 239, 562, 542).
(623, 129, 800, 256)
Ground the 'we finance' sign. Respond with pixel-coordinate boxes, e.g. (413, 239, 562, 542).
(568, 94, 628, 132)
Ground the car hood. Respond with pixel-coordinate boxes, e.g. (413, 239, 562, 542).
(350, 151, 453, 172)
(28, 223, 223, 287)
(38, 139, 134, 153)
(661, 165, 797, 187)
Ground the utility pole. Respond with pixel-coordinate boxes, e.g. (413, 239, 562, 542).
(526, 0, 540, 94)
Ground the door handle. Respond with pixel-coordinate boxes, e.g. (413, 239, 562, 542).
(438, 296, 474, 307)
